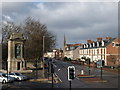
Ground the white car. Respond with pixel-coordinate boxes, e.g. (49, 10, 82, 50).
(8, 72, 28, 81)
(0, 73, 14, 84)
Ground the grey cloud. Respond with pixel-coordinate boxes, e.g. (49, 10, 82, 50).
(2, 2, 118, 48)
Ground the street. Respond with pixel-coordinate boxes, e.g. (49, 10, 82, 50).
(0, 59, 119, 89)
(53, 59, 119, 88)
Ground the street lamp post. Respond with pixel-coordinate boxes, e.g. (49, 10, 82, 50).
(43, 36, 45, 78)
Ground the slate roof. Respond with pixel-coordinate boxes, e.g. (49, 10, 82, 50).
(80, 38, 116, 49)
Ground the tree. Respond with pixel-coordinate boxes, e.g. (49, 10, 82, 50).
(23, 17, 56, 60)
(2, 17, 56, 61)
(2, 22, 21, 43)
(2, 22, 22, 61)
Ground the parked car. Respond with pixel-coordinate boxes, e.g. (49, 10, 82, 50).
(0, 73, 15, 84)
(8, 72, 28, 81)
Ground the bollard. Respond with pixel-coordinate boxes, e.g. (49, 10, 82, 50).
(81, 69, 84, 75)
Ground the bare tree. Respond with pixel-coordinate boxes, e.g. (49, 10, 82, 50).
(2, 17, 56, 61)
(23, 17, 56, 60)
(2, 21, 21, 43)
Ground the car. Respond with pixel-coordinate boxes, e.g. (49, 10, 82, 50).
(0, 72, 15, 84)
(8, 72, 28, 81)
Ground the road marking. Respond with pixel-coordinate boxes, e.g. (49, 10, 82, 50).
(54, 73, 62, 82)
(53, 64, 57, 67)
(76, 77, 80, 80)
(58, 69, 60, 71)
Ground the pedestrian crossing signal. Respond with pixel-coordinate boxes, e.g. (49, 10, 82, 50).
(68, 66, 75, 81)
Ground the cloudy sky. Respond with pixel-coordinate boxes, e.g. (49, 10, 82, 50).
(1, 1, 118, 48)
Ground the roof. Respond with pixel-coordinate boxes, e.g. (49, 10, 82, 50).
(80, 38, 116, 49)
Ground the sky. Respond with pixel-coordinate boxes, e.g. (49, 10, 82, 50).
(1, 1, 118, 48)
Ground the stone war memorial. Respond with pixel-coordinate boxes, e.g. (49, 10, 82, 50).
(4, 32, 32, 73)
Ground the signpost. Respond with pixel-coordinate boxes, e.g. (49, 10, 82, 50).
(68, 66, 75, 90)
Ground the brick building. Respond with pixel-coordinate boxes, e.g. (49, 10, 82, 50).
(79, 37, 120, 66)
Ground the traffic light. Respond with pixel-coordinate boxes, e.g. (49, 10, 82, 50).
(68, 66, 75, 81)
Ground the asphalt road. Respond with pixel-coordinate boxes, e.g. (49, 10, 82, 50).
(53, 59, 119, 88)
(0, 59, 119, 89)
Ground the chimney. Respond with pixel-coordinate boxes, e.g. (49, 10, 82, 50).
(87, 40, 93, 43)
(106, 37, 112, 40)
(97, 37, 102, 41)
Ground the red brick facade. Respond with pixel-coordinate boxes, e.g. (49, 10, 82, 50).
(106, 38, 120, 66)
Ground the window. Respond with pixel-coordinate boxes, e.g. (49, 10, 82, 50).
(116, 43, 120, 47)
(9, 73, 14, 75)
(112, 42, 115, 47)
(15, 73, 22, 76)
(93, 43, 95, 47)
(2, 74, 7, 77)
(102, 41, 104, 46)
(97, 42, 99, 47)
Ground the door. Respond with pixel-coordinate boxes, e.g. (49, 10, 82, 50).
(17, 62, 20, 70)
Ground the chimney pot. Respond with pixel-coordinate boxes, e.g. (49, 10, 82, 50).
(97, 37, 102, 41)
(106, 37, 112, 40)
(87, 40, 93, 43)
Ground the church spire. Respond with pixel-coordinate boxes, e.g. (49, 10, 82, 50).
(64, 34, 66, 46)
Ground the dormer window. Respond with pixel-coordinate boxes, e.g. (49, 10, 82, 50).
(89, 43, 91, 47)
(112, 42, 115, 47)
(102, 40, 105, 46)
(84, 44, 86, 48)
(82, 45, 84, 48)
(86, 44, 89, 48)
(93, 43, 95, 47)
(97, 42, 99, 47)
(116, 43, 120, 47)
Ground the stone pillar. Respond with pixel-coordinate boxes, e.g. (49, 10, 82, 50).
(7, 40, 12, 72)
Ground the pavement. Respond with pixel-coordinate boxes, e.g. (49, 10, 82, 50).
(0, 66, 60, 90)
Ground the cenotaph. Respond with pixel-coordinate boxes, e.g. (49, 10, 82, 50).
(7, 32, 25, 72)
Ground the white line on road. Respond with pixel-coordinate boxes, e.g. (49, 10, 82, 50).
(58, 69, 60, 71)
(76, 77, 80, 80)
(54, 73, 62, 82)
(53, 64, 57, 67)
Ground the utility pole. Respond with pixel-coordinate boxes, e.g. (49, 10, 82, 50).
(43, 36, 45, 78)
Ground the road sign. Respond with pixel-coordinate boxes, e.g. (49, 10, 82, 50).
(68, 66, 75, 81)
